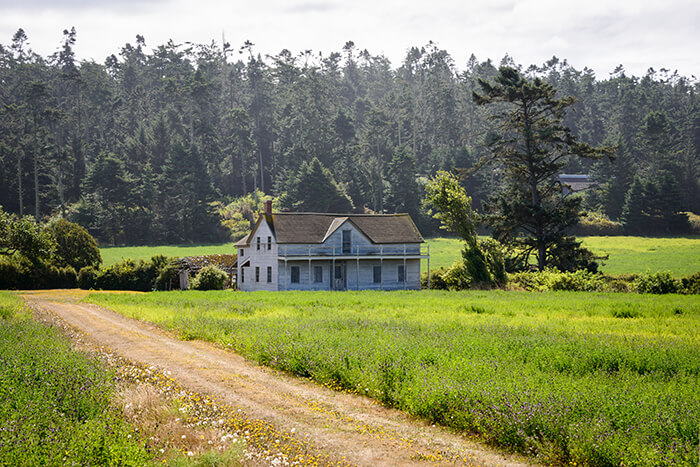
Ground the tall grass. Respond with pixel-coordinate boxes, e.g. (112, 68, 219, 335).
(86, 289, 700, 465)
(0, 292, 154, 466)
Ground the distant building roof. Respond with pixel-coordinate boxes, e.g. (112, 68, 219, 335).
(559, 174, 596, 193)
(235, 213, 424, 246)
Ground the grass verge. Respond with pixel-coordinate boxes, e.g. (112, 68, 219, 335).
(0, 292, 153, 465)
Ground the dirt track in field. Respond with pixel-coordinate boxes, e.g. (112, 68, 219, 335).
(23, 290, 535, 467)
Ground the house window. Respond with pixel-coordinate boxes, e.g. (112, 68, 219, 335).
(267, 236, 272, 250)
(241, 267, 245, 283)
(291, 266, 300, 283)
(267, 266, 272, 283)
(314, 266, 323, 283)
(240, 248, 244, 256)
(398, 265, 405, 282)
(256, 237, 261, 250)
(373, 266, 381, 283)
(342, 230, 351, 254)
(255, 266, 260, 282)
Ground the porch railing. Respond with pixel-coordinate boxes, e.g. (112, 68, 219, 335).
(277, 243, 429, 258)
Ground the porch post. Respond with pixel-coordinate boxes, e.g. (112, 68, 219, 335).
(403, 244, 407, 290)
(308, 246, 311, 289)
(356, 245, 359, 291)
(380, 245, 383, 289)
(427, 244, 430, 290)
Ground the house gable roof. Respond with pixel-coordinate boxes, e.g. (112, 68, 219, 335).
(272, 212, 424, 244)
(235, 212, 424, 246)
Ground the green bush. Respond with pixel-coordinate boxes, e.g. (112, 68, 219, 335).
(92, 255, 171, 291)
(44, 218, 102, 271)
(154, 263, 179, 291)
(680, 272, 700, 294)
(0, 258, 77, 290)
(0, 258, 22, 289)
(508, 268, 607, 292)
(421, 267, 449, 290)
(190, 265, 227, 290)
(633, 272, 679, 294)
(78, 266, 98, 290)
(685, 212, 700, 234)
(441, 260, 472, 290)
(575, 212, 624, 236)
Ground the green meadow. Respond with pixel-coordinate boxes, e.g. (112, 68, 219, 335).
(85, 289, 700, 466)
(100, 242, 237, 266)
(582, 236, 700, 277)
(99, 236, 700, 277)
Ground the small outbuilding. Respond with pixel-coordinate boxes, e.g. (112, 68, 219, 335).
(174, 254, 237, 290)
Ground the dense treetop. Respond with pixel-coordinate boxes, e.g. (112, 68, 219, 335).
(1, 29, 698, 244)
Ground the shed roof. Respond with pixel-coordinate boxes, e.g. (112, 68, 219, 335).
(236, 212, 424, 246)
(175, 254, 238, 274)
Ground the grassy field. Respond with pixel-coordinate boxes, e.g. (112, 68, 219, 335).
(85, 289, 700, 466)
(99, 236, 700, 277)
(0, 292, 153, 465)
(100, 242, 237, 266)
(582, 236, 700, 277)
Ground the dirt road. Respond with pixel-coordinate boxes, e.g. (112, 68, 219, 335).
(23, 291, 534, 467)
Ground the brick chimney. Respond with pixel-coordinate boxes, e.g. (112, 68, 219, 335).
(264, 200, 272, 217)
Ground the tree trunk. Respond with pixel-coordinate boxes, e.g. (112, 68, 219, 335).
(34, 140, 40, 220)
(376, 139, 383, 213)
(17, 154, 23, 217)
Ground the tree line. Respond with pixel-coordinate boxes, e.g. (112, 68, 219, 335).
(1, 28, 698, 245)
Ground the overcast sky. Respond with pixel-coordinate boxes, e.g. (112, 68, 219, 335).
(1, 0, 698, 79)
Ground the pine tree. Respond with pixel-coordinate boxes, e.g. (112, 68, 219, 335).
(281, 158, 353, 213)
(473, 67, 612, 271)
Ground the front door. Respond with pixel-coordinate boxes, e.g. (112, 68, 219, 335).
(333, 262, 346, 290)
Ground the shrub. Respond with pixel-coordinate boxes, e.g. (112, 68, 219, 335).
(55, 265, 78, 289)
(685, 212, 700, 234)
(44, 218, 102, 270)
(0, 258, 22, 289)
(421, 267, 449, 290)
(680, 272, 700, 295)
(508, 268, 606, 292)
(575, 212, 624, 236)
(154, 264, 179, 291)
(78, 266, 98, 290)
(92, 256, 171, 291)
(441, 260, 472, 290)
(190, 265, 227, 291)
(547, 237, 600, 273)
(633, 272, 679, 294)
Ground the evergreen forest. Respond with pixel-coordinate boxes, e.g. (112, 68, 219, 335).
(1, 28, 698, 245)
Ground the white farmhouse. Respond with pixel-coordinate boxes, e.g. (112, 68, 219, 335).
(235, 201, 429, 291)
